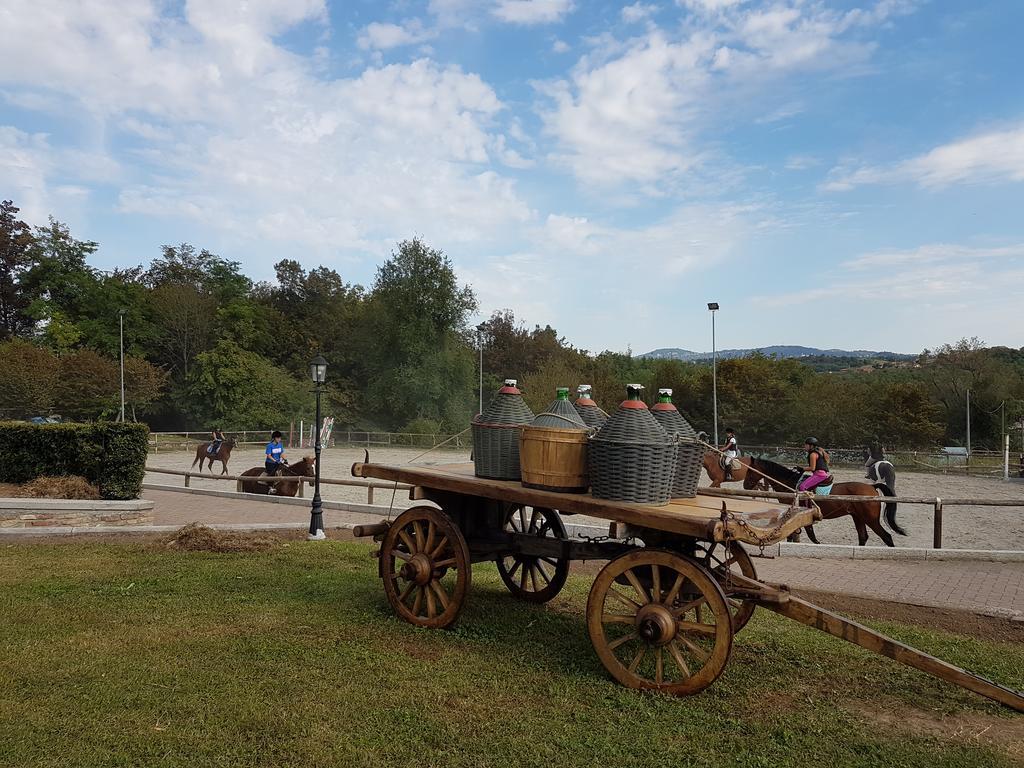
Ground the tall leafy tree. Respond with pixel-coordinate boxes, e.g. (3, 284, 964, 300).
(0, 200, 36, 339)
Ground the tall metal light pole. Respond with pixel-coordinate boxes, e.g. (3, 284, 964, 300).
(308, 355, 328, 541)
(707, 302, 720, 446)
(119, 309, 126, 422)
(477, 323, 485, 415)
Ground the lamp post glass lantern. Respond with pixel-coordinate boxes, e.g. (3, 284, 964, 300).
(707, 302, 719, 447)
(308, 355, 328, 540)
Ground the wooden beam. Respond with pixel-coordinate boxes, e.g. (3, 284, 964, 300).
(759, 595, 1024, 712)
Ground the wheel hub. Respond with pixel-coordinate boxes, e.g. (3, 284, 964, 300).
(634, 604, 676, 646)
(400, 553, 434, 585)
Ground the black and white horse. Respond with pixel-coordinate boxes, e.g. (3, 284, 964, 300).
(864, 450, 896, 492)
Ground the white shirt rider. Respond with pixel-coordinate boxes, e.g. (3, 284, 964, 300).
(723, 433, 738, 459)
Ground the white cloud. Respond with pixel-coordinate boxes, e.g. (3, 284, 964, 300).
(358, 21, 437, 51)
(539, 1, 913, 189)
(784, 154, 820, 170)
(552, 39, 571, 53)
(753, 241, 1024, 308)
(493, 0, 575, 26)
(0, 1, 538, 266)
(622, 3, 657, 23)
(824, 123, 1024, 191)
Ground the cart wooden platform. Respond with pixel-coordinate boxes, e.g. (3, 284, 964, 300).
(351, 461, 1024, 711)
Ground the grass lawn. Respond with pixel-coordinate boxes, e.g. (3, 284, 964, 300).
(1, 535, 1021, 768)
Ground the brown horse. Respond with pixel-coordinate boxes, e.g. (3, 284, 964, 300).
(744, 456, 904, 546)
(191, 437, 238, 475)
(702, 453, 755, 488)
(239, 456, 316, 497)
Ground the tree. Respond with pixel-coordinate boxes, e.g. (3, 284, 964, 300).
(183, 341, 311, 430)
(359, 239, 478, 429)
(0, 200, 36, 339)
(0, 340, 58, 417)
(56, 349, 121, 419)
(150, 282, 216, 379)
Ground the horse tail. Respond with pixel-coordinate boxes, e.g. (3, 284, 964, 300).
(874, 483, 906, 536)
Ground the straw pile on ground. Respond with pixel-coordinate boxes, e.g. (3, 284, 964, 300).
(1, 476, 102, 499)
(164, 522, 282, 553)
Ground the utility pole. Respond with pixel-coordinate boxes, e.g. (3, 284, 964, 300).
(965, 388, 971, 461)
(477, 325, 484, 415)
(119, 309, 126, 422)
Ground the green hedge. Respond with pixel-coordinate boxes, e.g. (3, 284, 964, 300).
(0, 422, 149, 500)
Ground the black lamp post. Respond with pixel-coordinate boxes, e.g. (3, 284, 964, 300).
(308, 355, 328, 541)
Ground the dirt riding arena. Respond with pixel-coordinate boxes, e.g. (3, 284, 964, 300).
(146, 446, 1024, 551)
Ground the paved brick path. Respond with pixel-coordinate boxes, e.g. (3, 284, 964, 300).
(144, 488, 1024, 621)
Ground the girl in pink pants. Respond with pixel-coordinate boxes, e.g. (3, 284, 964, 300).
(799, 438, 832, 491)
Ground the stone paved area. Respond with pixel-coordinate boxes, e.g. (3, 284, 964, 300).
(143, 488, 1024, 620)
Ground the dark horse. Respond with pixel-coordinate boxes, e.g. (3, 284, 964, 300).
(191, 437, 238, 475)
(239, 456, 316, 497)
(744, 457, 905, 547)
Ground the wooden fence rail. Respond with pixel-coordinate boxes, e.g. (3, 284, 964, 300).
(145, 467, 411, 505)
(703, 486, 1024, 549)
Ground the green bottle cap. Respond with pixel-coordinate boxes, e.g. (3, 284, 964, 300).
(556, 387, 570, 400)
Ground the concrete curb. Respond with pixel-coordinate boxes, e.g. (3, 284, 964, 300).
(0, 498, 154, 510)
(0, 521, 361, 537)
(760, 541, 1024, 562)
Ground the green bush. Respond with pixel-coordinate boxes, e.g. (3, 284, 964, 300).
(0, 422, 149, 500)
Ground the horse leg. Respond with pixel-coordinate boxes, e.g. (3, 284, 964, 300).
(866, 505, 896, 547)
(854, 516, 868, 546)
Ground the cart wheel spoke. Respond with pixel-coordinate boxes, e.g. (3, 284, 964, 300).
(411, 521, 424, 550)
(528, 563, 539, 592)
(398, 529, 417, 555)
(430, 536, 449, 559)
(518, 507, 527, 531)
(628, 646, 646, 673)
(696, 541, 758, 634)
(651, 564, 662, 604)
(425, 584, 437, 619)
(607, 587, 642, 611)
(624, 569, 650, 605)
(655, 648, 664, 684)
(534, 561, 552, 586)
(519, 562, 529, 591)
(602, 613, 635, 625)
(425, 520, 436, 554)
(430, 580, 450, 609)
(664, 573, 685, 606)
(607, 632, 638, 651)
(412, 587, 424, 616)
(398, 581, 416, 605)
(676, 621, 718, 637)
(393, 549, 411, 562)
(668, 641, 691, 678)
(529, 508, 540, 534)
(678, 634, 710, 661)
(670, 596, 706, 618)
(540, 556, 559, 568)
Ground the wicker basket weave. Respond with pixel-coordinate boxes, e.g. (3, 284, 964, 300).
(589, 386, 676, 505)
(650, 389, 702, 498)
(573, 385, 609, 429)
(472, 380, 534, 480)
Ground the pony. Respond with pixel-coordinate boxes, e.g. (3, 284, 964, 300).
(744, 456, 905, 547)
(238, 456, 316, 497)
(191, 437, 238, 475)
(702, 453, 756, 488)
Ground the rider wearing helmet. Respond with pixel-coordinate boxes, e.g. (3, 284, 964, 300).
(799, 437, 832, 492)
(719, 428, 739, 481)
(265, 431, 287, 475)
(208, 427, 225, 456)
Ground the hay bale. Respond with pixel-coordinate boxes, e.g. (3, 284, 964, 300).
(165, 522, 281, 553)
(21, 476, 101, 500)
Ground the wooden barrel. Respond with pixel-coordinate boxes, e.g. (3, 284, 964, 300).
(519, 425, 589, 493)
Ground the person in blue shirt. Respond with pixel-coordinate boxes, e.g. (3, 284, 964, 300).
(265, 431, 287, 480)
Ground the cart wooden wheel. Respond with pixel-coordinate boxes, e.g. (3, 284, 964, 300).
(380, 506, 471, 629)
(695, 541, 757, 633)
(586, 550, 733, 695)
(496, 505, 570, 603)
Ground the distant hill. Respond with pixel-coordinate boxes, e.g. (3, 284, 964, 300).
(640, 346, 915, 362)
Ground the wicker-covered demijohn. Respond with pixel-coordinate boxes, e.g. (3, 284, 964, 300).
(650, 388, 702, 498)
(520, 387, 590, 493)
(573, 384, 609, 429)
(588, 384, 677, 505)
(472, 379, 534, 480)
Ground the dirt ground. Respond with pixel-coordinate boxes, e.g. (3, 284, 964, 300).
(145, 445, 1024, 551)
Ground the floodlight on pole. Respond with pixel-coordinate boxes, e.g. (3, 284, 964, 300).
(707, 302, 719, 446)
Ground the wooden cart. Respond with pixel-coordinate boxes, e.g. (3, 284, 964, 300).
(351, 461, 1024, 711)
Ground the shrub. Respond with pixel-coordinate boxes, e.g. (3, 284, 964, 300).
(0, 422, 149, 500)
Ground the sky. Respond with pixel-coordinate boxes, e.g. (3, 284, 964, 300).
(2, 0, 1023, 356)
